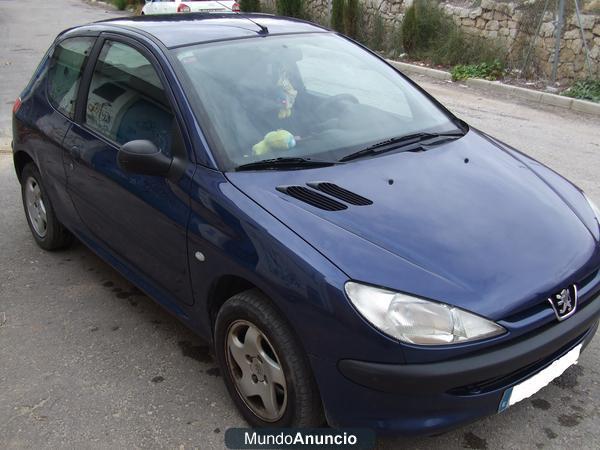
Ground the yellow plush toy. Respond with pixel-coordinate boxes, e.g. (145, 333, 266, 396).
(252, 130, 296, 156)
(277, 70, 297, 119)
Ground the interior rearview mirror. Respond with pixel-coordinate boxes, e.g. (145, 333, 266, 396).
(117, 140, 172, 176)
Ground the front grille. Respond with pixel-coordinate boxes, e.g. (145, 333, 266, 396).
(504, 268, 600, 324)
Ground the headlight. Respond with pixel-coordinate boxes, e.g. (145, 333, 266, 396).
(583, 192, 600, 222)
(345, 282, 506, 345)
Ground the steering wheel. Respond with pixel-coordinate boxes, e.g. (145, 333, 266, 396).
(316, 94, 359, 115)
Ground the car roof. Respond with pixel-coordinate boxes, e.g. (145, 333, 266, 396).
(84, 13, 329, 49)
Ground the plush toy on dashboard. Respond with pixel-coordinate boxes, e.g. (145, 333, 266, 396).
(252, 130, 296, 156)
(277, 69, 298, 119)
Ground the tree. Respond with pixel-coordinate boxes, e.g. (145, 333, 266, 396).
(331, 0, 345, 33)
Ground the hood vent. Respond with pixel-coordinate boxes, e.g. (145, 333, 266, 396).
(277, 186, 348, 211)
(308, 182, 373, 206)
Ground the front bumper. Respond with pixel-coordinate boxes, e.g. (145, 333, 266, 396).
(312, 292, 600, 435)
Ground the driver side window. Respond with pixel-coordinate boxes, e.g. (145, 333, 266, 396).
(85, 40, 175, 156)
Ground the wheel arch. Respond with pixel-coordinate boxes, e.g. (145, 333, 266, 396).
(207, 274, 256, 329)
(206, 274, 308, 352)
(13, 150, 34, 183)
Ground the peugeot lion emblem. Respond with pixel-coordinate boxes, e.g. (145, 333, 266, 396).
(548, 285, 578, 321)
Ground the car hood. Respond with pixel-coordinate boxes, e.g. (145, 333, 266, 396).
(226, 130, 599, 320)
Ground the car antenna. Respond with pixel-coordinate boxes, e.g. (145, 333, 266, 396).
(244, 16, 269, 35)
(214, 1, 268, 33)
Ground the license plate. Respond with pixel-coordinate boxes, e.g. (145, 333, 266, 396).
(498, 343, 582, 412)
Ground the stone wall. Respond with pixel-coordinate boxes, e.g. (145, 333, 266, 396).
(442, 0, 600, 80)
(263, 0, 599, 81)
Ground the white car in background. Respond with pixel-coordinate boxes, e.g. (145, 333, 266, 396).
(141, 0, 240, 15)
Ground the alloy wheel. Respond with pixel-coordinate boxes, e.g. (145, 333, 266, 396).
(225, 320, 288, 422)
(24, 176, 47, 238)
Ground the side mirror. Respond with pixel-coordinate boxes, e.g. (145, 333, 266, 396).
(117, 140, 172, 176)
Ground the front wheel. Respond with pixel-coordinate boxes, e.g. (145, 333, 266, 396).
(214, 289, 324, 427)
(21, 163, 72, 250)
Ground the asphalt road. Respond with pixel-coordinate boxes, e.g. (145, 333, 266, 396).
(1, 1, 599, 449)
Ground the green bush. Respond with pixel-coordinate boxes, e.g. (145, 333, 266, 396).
(345, 0, 359, 39)
(370, 13, 385, 51)
(240, 0, 261, 12)
(389, 23, 403, 57)
(451, 60, 505, 81)
(400, 0, 506, 68)
(113, 0, 127, 10)
(401, 1, 418, 53)
(562, 79, 600, 103)
(331, 0, 345, 32)
(277, 0, 304, 18)
(433, 27, 506, 66)
(402, 0, 450, 54)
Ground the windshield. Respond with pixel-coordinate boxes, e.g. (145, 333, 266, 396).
(174, 33, 461, 170)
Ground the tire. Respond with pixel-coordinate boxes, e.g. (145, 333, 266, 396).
(215, 289, 324, 427)
(21, 163, 73, 250)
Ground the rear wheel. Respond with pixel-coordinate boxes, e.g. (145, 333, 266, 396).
(21, 163, 72, 250)
(214, 289, 324, 427)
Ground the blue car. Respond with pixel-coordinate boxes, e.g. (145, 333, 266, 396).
(12, 13, 600, 435)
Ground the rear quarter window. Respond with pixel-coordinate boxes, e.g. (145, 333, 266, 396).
(47, 37, 95, 118)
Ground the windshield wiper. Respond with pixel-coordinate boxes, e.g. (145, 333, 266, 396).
(235, 157, 339, 171)
(339, 131, 465, 162)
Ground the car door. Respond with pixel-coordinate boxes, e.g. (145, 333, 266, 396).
(19, 36, 97, 230)
(62, 35, 195, 306)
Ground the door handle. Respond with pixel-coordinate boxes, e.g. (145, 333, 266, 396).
(69, 145, 81, 160)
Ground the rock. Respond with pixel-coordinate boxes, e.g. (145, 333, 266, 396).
(570, 14, 596, 30)
(560, 47, 576, 63)
(493, 11, 506, 21)
(495, 2, 511, 15)
(488, 30, 498, 38)
(486, 20, 500, 31)
(469, 7, 482, 20)
(481, 0, 496, 10)
(558, 62, 575, 79)
(457, 7, 469, 19)
(540, 22, 555, 38)
(476, 18, 487, 29)
(564, 29, 580, 40)
(462, 18, 476, 27)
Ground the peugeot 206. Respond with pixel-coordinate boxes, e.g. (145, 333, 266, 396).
(11, 14, 600, 435)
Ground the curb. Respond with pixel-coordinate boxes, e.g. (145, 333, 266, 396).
(387, 60, 600, 117)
